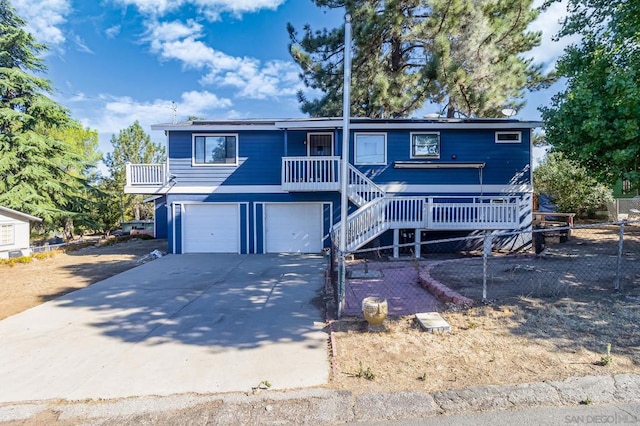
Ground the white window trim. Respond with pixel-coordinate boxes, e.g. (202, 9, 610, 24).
(495, 131, 521, 144)
(0, 223, 14, 246)
(354, 132, 387, 165)
(192, 133, 239, 167)
(306, 132, 334, 156)
(410, 131, 440, 159)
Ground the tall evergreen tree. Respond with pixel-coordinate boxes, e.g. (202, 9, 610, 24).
(288, 0, 552, 118)
(104, 121, 166, 221)
(540, 0, 640, 190)
(0, 0, 88, 230)
(38, 121, 102, 237)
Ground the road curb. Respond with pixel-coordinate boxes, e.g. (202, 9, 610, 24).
(2, 374, 639, 424)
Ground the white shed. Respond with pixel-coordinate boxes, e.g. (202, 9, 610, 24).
(0, 206, 42, 259)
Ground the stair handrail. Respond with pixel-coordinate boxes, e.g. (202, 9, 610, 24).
(332, 196, 390, 252)
(346, 164, 386, 206)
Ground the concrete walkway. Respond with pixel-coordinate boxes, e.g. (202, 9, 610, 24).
(0, 254, 329, 403)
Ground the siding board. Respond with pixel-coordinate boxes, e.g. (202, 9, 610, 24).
(166, 127, 531, 189)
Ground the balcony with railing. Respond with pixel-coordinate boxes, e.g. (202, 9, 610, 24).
(124, 163, 167, 193)
(281, 156, 341, 191)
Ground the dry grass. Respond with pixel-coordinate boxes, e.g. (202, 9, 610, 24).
(330, 299, 640, 394)
(0, 238, 167, 320)
(330, 225, 640, 394)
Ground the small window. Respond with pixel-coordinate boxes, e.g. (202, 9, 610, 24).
(495, 131, 521, 143)
(0, 224, 14, 246)
(355, 133, 386, 165)
(622, 179, 631, 194)
(308, 133, 334, 156)
(193, 135, 238, 165)
(411, 132, 440, 158)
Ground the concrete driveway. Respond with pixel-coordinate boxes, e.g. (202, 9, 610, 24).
(0, 254, 329, 403)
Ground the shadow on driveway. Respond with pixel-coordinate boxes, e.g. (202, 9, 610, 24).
(0, 254, 329, 402)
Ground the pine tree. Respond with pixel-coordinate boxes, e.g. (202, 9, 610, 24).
(0, 0, 89, 230)
(288, 0, 552, 118)
(541, 0, 640, 190)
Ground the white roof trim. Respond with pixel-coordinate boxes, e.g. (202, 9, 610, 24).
(151, 123, 278, 131)
(0, 206, 42, 222)
(151, 118, 543, 132)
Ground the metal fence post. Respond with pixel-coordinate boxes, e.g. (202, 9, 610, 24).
(615, 222, 625, 291)
(338, 252, 345, 318)
(482, 232, 492, 302)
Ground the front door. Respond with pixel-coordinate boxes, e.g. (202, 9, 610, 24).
(308, 133, 333, 156)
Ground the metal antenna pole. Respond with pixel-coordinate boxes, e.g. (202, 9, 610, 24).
(338, 14, 352, 318)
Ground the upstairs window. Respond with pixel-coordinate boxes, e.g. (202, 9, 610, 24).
(411, 132, 440, 158)
(0, 224, 14, 246)
(193, 135, 237, 165)
(495, 131, 521, 143)
(355, 133, 386, 165)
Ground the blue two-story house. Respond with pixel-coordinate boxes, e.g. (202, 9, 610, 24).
(125, 117, 540, 255)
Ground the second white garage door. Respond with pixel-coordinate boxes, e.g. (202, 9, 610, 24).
(265, 203, 323, 253)
(183, 204, 240, 253)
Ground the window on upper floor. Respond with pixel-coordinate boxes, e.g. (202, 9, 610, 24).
(308, 133, 334, 156)
(411, 132, 440, 159)
(495, 131, 521, 143)
(193, 134, 238, 165)
(622, 179, 631, 194)
(0, 224, 14, 246)
(355, 133, 386, 165)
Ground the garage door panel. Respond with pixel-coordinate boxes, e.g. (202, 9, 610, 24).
(265, 204, 322, 253)
(183, 204, 239, 253)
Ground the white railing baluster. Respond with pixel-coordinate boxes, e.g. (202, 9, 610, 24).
(126, 163, 166, 186)
(281, 156, 341, 191)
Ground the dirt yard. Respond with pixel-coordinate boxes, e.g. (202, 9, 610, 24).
(0, 238, 167, 320)
(330, 224, 640, 394)
(2, 229, 639, 397)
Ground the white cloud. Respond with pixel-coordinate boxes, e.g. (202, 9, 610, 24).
(70, 34, 94, 54)
(145, 19, 303, 100)
(105, 25, 122, 39)
(62, 90, 234, 166)
(527, 0, 582, 72)
(209, 59, 301, 99)
(13, 0, 71, 46)
(111, 0, 284, 18)
(67, 90, 233, 135)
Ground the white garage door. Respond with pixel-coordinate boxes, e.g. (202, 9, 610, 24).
(265, 203, 323, 253)
(183, 204, 240, 253)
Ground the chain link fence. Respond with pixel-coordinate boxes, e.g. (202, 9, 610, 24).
(329, 220, 640, 318)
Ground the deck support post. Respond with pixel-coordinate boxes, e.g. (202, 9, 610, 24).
(414, 229, 421, 258)
(393, 229, 399, 258)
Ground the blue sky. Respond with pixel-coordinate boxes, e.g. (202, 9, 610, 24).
(12, 0, 577, 167)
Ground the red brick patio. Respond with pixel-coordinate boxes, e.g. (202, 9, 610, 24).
(343, 260, 442, 317)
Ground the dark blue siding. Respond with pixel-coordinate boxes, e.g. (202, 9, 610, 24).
(174, 206, 182, 254)
(240, 204, 248, 253)
(255, 203, 264, 254)
(353, 129, 531, 186)
(166, 127, 530, 189)
(154, 197, 168, 239)
(169, 130, 287, 186)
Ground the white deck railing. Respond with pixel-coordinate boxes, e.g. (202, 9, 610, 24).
(126, 163, 166, 186)
(427, 197, 519, 230)
(334, 196, 520, 252)
(281, 156, 340, 191)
